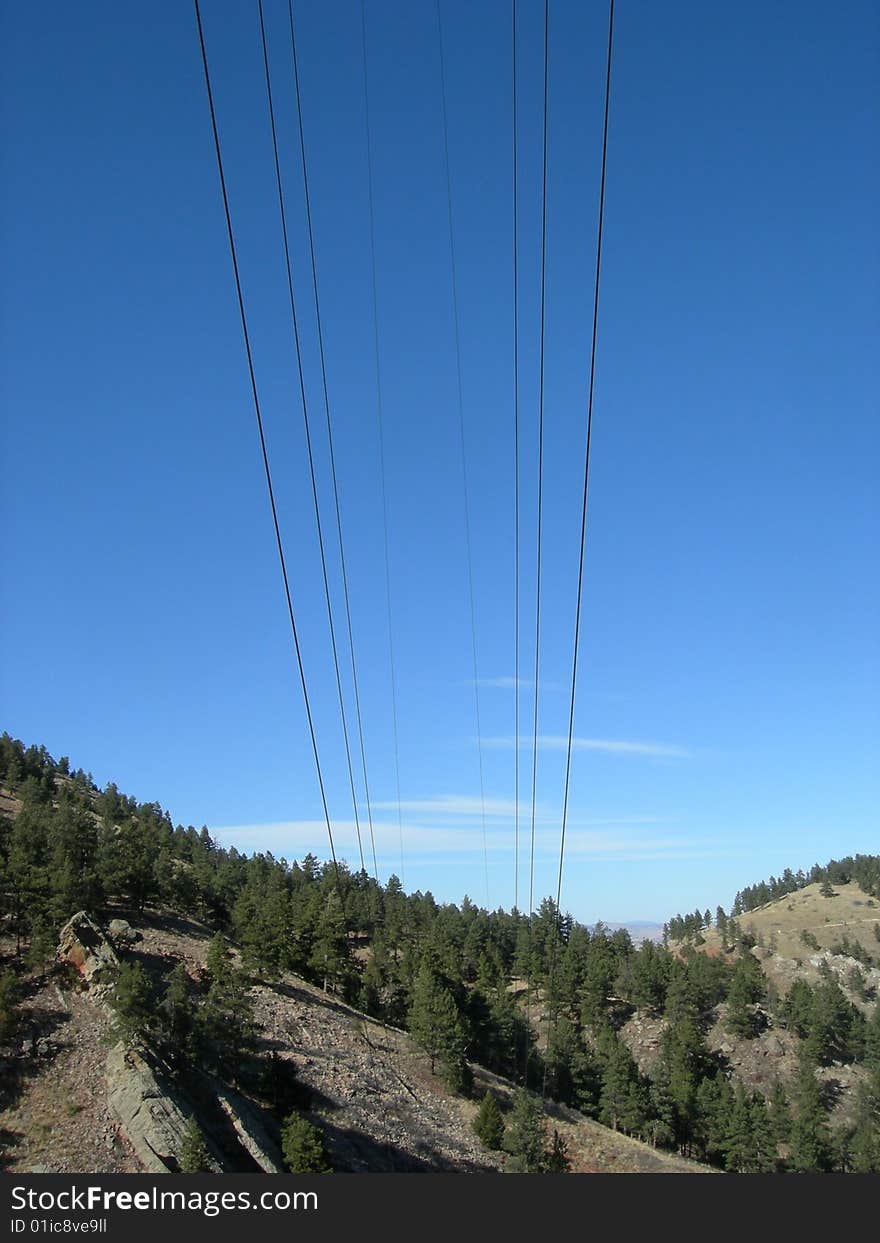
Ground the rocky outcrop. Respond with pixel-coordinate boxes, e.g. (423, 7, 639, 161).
(214, 1085, 285, 1173)
(105, 1043, 224, 1173)
(56, 912, 119, 992)
(108, 919, 140, 945)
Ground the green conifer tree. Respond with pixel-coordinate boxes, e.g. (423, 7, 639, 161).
(544, 1129, 570, 1172)
(179, 1117, 212, 1173)
(472, 1091, 505, 1151)
(789, 1049, 832, 1172)
(109, 962, 155, 1043)
(280, 1113, 332, 1173)
(505, 1089, 545, 1173)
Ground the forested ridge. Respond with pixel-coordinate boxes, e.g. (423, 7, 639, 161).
(2, 733, 879, 1174)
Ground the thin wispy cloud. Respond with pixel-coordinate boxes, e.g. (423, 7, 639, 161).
(211, 821, 725, 866)
(476, 676, 561, 691)
(372, 796, 524, 818)
(483, 735, 691, 759)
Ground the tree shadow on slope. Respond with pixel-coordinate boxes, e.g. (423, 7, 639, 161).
(0, 1126, 24, 1172)
(318, 1117, 496, 1174)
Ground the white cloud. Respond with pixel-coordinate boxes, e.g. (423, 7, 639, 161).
(476, 676, 562, 691)
(371, 796, 525, 818)
(210, 819, 722, 867)
(482, 735, 691, 759)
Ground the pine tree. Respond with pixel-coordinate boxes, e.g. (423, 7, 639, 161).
(725, 954, 764, 1037)
(544, 1129, 570, 1172)
(505, 1089, 545, 1173)
(0, 970, 21, 1043)
(849, 1067, 880, 1173)
(307, 890, 352, 996)
(693, 1074, 733, 1166)
(109, 962, 155, 1043)
(597, 1028, 646, 1136)
(159, 963, 196, 1065)
(280, 1113, 332, 1173)
(407, 961, 467, 1087)
(866, 1002, 880, 1069)
(789, 1049, 832, 1172)
(768, 1079, 791, 1148)
(201, 935, 255, 1075)
(748, 1093, 778, 1173)
(179, 1117, 211, 1173)
(725, 1083, 755, 1173)
(472, 1091, 505, 1151)
(652, 1016, 713, 1154)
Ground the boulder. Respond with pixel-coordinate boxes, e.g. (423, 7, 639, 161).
(56, 912, 119, 991)
(108, 919, 140, 945)
(106, 1042, 224, 1174)
(214, 1084, 285, 1173)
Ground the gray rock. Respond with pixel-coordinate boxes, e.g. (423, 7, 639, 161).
(105, 1042, 224, 1174)
(56, 911, 120, 991)
(214, 1085, 285, 1173)
(108, 919, 140, 944)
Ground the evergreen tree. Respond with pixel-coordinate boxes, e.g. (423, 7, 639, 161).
(651, 1016, 714, 1154)
(109, 962, 155, 1043)
(307, 890, 352, 997)
(849, 1066, 880, 1173)
(0, 969, 21, 1043)
(472, 1091, 505, 1151)
(782, 979, 815, 1038)
(159, 963, 197, 1065)
(179, 1117, 212, 1172)
(724, 1083, 756, 1173)
(407, 961, 467, 1089)
(807, 978, 866, 1065)
(789, 1049, 832, 1172)
(280, 1113, 333, 1173)
(201, 935, 255, 1075)
(693, 1074, 733, 1166)
(597, 1028, 646, 1136)
(544, 1129, 570, 1172)
(543, 1015, 601, 1115)
(866, 1002, 880, 1069)
(505, 1089, 545, 1173)
(748, 1093, 778, 1172)
(725, 954, 764, 1037)
(768, 1079, 791, 1148)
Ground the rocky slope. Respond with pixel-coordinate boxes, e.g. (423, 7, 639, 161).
(0, 907, 710, 1176)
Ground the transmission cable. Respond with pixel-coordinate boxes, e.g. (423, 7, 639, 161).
(435, 0, 490, 907)
(522, 0, 550, 1089)
(257, 0, 366, 876)
(544, 0, 615, 1103)
(361, 0, 406, 886)
(193, 0, 341, 890)
(285, 0, 379, 882)
(512, 0, 521, 919)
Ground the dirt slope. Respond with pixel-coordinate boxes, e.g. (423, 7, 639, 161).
(1, 908, 711, 1175)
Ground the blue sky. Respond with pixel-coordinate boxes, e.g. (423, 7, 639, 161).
(2, 1, 877, 922)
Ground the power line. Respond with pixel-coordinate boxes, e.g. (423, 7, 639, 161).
(512, 0, 521, 918)
(361, 0, 405, 886)
(257, 0, 365, 876)
(193, 0, 341, 888)
(435, 0, 490, 907)
(545, 0, 615, 1103)
(528, 0, 550, 926)
(286, 0, 379, 882)
(555, 0, 614, 936)
(525, 0, 550, 1089)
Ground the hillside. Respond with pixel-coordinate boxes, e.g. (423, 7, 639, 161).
(1, 733, 878, 1175)
(0, 906, 706, 1176)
